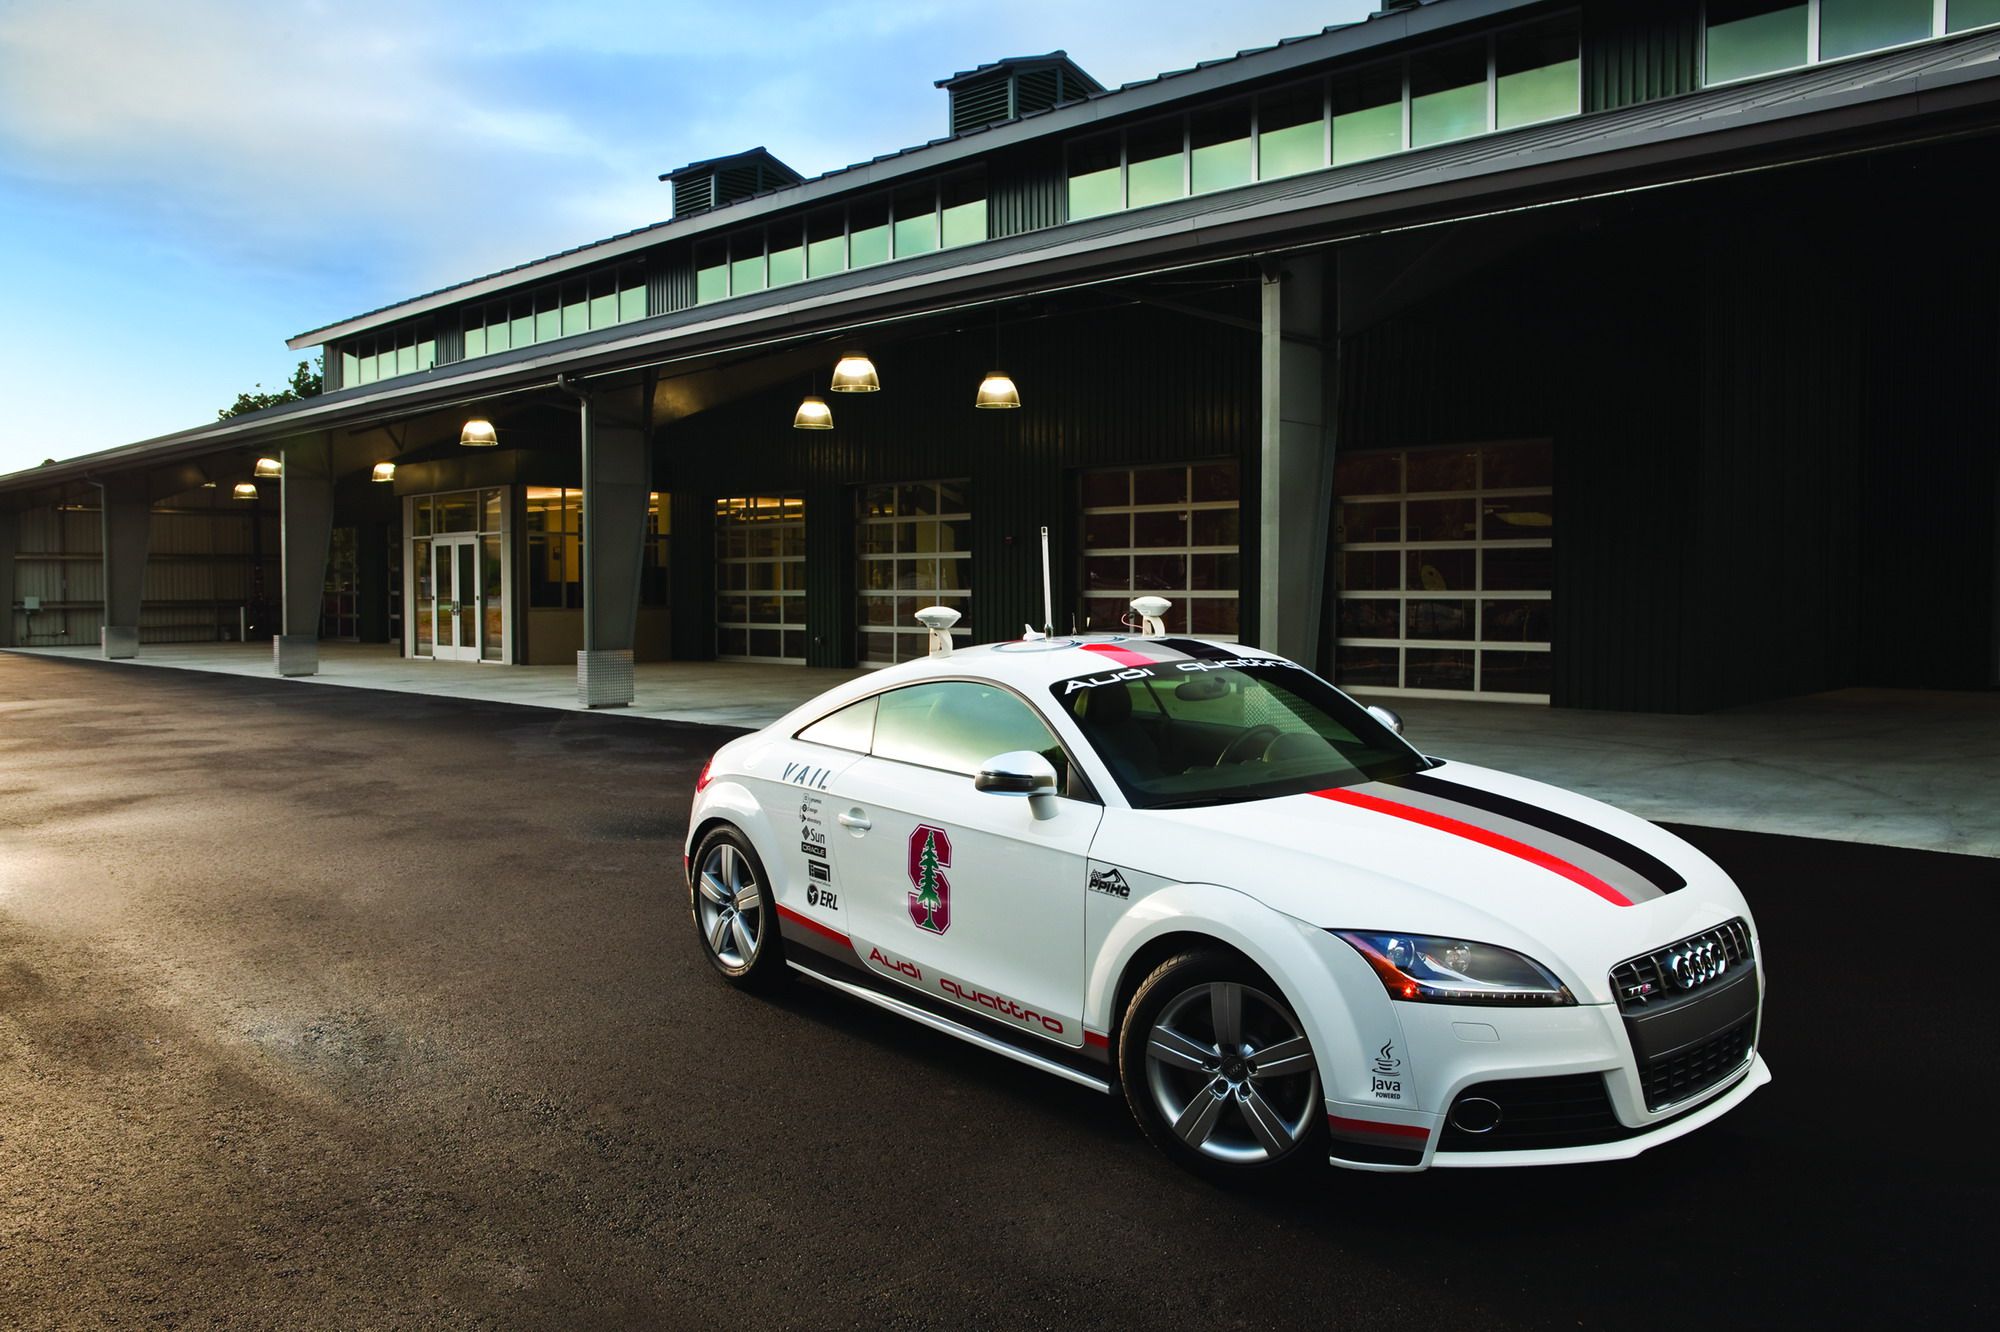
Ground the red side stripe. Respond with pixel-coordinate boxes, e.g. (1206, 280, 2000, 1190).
(1081, 643, 1156, 668)
(1313, 787, 1634, 907)
(776, 903, 850, 947)
(1083, 1030, 1110, 1049)
(1327, 1114, 1430, 1142)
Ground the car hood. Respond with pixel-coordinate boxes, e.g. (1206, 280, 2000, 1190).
(1091, 760, 1753, 1004)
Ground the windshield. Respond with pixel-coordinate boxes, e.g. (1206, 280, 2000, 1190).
(1051, 654, 1427, 809)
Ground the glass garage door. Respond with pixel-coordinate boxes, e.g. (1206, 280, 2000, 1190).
(857, 481, 971, 666)
(1333, 441, 1552, 701)
(715, 495, 806, 662)
(1080, 461, 1241, 637)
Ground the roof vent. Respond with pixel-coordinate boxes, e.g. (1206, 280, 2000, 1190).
(934, 52, 1104, 136)
(660, 147, 803, 218)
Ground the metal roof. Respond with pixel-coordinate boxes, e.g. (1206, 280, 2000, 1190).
(283, 0, 1543, 348)
(933, 51, 1105, 92)
(658, 146, 803, 185)
(16, 26, 2000, 503)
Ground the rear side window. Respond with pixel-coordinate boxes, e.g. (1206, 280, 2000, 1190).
(871, 681, 1067, 785)
(796, 696, 877, 752)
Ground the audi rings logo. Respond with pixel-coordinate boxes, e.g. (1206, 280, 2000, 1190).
(1665, 940, 1726, 990)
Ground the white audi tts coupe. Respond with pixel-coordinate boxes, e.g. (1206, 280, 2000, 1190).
(684, 611, 1769, 1180)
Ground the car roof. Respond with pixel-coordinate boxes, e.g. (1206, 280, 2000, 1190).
(869, 634, 1286, 690)
(764, 634, 1293, 739)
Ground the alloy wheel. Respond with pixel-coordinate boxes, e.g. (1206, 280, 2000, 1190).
(1142, 981, 1320, 1164)
(695, 841, 765, 970)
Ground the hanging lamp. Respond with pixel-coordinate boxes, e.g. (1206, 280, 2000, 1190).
(793, 367, 833, 429)
(829, 352, 880, 393)
(231, 482, 259, 500)
(370, 462, 397, 483)
(460, 418, 498, 447)
(253, 457, 282, 478)
(975, 312, 1020, 409)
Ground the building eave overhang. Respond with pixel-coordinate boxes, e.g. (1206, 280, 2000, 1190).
(15, 30, 1999, 507)
(283, 0, 1541, 349)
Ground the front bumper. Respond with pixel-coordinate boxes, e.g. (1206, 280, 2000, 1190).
(1321, 980, 1769, 1171)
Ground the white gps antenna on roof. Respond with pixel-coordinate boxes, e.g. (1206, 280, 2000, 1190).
(1130, 596, 1171, 636)
(914, 605, 961, 657)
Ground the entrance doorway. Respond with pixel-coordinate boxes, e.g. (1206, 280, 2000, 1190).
(429, 536, 482, 661)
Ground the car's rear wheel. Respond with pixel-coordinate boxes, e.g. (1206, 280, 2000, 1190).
(689, 826, 784, 991)
(1119, 950, 1324, 1181)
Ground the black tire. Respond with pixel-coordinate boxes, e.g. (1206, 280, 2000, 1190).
(688, 825, 786, 992)
(1118, 949, 1327, 1182)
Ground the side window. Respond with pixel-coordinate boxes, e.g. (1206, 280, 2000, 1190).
(796, 695, 877, 752)
(871, 681, 1069, 787)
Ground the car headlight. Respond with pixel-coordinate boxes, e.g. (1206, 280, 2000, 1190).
(1335, 931, 1574, 1006)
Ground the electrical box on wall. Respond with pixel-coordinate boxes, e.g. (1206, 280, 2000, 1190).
(21, 596, 40, 611)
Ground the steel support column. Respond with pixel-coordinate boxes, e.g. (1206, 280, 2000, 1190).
(276, 434, 334, 676)
(95, 475, 151, 658)
(0, 509, 17, 649)
(575, 374, 651, 707)
(1256, 255, 1335, 666)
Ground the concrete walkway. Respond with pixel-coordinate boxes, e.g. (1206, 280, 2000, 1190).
(7, 642, 1997, 857)
(3, 642, 862, 731)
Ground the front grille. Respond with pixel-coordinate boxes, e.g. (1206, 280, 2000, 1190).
(1611, 918, 1754, 1014)
(1639, 1014, 1755, 1111)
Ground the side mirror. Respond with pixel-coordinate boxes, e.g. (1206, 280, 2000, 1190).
(1366, 704, 1404, 736)
(974, 750, 1059, 796)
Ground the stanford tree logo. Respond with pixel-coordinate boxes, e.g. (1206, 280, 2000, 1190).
(907, 824, 953, 934)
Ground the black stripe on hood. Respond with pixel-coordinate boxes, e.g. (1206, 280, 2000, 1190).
(1387, 770, 1687, 895)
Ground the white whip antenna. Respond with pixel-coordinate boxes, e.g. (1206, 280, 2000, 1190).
(1039, 525, 1054, 637)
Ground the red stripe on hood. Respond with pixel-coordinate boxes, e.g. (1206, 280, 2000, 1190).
(1313, 787, 1634, 907)
(1080, 643, 1157, 668)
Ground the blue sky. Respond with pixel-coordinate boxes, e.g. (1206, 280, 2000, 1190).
(0, 0, 1377, 476)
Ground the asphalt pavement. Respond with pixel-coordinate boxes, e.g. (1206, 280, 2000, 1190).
(1, 653, 1992, 1329)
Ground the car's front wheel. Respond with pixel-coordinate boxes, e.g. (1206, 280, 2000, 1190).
(689, 826, 784, 991)
(1118, 949, 1325, 1181)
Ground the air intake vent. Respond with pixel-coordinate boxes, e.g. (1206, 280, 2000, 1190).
(950, 74, 1014, 136)
(660, 147, 803, 218)
(936, 52, 1103, 135)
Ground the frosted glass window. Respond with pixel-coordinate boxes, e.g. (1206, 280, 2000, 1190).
(892, 184, 938, 258)
(1259, 83, 1325, 179)
(769, 223, 805, 287)
(1068, 133, 1122, 219)
(1190, 103, 1252, 194)
(1333, 64, 1404, 164)
(1951, 0, 2000, 31)
(1127, 120, 1185, 209)
(1496, 18, 1580, 130)
(1820, 0, 1932, 59)
(850, 198, 890, 268)
(1706, 2, 1808, 83)
(807, 208, 847, 277)
(941, 173, 987, 248)
(1411, 40, 1488, 147)
(730, 233, 766, 295)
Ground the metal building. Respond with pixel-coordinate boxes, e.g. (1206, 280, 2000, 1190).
(3, 0, 1996, 712)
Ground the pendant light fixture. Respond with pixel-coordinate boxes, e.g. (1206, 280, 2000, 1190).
(370, 462, 397, 483)
(793, 368, 833, 429)
(460, 418, 499, 447)
(253, 456, 282, 478)
(231, 482, 259, 500)
(829, 351, 880, 393)
(975, 310, 1020, 409)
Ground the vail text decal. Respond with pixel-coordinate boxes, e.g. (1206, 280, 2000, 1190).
(782, 761, 833, 790)
(907, 825, 952, 934)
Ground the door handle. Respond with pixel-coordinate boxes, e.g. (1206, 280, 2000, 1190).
(836, 810, 872, 832)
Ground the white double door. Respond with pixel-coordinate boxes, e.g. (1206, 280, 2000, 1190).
(430, 535, 482, 662)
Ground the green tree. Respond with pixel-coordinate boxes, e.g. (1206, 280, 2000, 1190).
(914, 830, 943, 930)
(218, 355, 323, 420)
